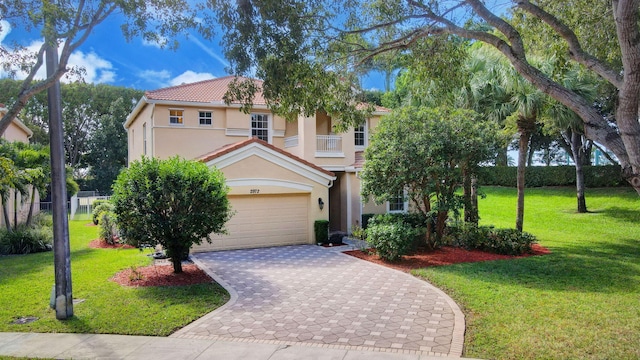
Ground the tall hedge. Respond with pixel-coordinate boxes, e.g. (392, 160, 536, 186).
(476, 165, 627, 188)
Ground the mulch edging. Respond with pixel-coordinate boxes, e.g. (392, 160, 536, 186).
(344, 244, 551, 272)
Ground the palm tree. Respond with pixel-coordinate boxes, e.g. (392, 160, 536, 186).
(467, 45, 547, 231)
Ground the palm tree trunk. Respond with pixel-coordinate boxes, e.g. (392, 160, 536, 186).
(12, 191, 17, 231)
(2, 202, 11, 232)
(516, 129, 532, 232)
(26, 187, 36, 226)
(571, 132, 588, 213)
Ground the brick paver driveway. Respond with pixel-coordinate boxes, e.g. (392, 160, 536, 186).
(171, 245, 465, 357)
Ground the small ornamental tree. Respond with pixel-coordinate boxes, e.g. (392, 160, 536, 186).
(361, 106, 500, 248)
(112, 157, 231, 273)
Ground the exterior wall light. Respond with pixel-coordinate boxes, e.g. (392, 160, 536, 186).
(318, 197, 325, 211)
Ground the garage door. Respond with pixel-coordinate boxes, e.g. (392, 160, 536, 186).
(192, 194, 310, 252)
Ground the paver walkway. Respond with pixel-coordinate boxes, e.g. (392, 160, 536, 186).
(172, 245, 465, 357)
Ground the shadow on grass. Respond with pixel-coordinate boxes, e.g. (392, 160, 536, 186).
(419, 238, 640, 294)
(592, 206, 640, 223)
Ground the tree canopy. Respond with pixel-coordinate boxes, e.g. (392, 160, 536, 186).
(361, 106, 501, 247)
(112, 157, 232, 273)
(211, 0, 640, 193)
(0, 0, 214, 136)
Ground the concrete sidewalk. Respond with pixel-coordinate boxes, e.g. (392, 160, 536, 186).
(0, 332, 478, 359)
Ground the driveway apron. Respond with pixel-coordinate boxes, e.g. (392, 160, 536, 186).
(171, 245, 464, 357)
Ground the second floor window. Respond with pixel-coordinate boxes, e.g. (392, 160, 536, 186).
(199, 111, 212, 125)
(251, 114, 269, 142)
(354, 124, 366, 147)
(169, 109, 183, 125)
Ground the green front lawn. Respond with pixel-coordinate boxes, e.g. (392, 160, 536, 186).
(415, 187, 640, 359)
(0, 221, 228, 335)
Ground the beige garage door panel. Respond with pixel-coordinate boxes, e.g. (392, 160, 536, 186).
(193, 194, 309, 252)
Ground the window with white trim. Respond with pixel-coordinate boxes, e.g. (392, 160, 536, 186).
(251, 114, 269, 142)
(388, 190, 407, 213)
(199, 111, 212, 126)
(354, 123, 366, 147)
(169, 109, 183, 125)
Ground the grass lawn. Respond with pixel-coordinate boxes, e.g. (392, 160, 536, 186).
(0, 220, 228, 336)
(414, 186, 640, 359)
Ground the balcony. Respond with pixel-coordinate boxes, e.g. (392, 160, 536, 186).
(316, 135, 344, 157)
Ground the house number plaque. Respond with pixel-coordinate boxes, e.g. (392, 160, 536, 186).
(250, 189, 260, 194)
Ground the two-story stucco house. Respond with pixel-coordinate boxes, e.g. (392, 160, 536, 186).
(125, 76, 398, 252)
(0, 103, 35, 228)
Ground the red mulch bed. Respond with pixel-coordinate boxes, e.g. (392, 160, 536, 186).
(110, 264, 213, 287)
(344, 244, 551, 272)
(88, 239, 135, 249)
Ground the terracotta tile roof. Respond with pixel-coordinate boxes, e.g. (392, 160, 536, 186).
(145, 76, 266, 105)
(351, 151, 365, 169)
(198, 138, 336, 178)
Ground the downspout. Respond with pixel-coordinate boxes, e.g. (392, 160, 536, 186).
(150, 103, 156, 158)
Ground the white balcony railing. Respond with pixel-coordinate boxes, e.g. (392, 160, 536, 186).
(316, 135, 343, 153)
(284, 135, 299, 148)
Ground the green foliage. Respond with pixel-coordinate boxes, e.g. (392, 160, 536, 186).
(112, 156, 231, 273)
(361, 106, 502, 245)
(92, 201, 114, 225)
(477, 165, 627, 187)
(366, 220, 419, 262)
(449, 224, 536, 256)
(0, 220, 229, 335)
(314, 220, 329, 244)
(361, 213, 376, 230)
(98, 211, 118, 245)
(0, 215, 53, 255)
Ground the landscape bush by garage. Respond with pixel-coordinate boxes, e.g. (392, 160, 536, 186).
(112, 156, 231, 273)
(314, 220, 329, 244)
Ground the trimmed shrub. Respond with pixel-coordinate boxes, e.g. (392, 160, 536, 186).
(99, 211, 118, 245)
(477, 165, 627, 188)
(92, 201, 114, 225)
(361, 213, 376, 229)
(366, 220, 418, 261)
(451, 224, 536, 255)
(0, 226, 53, 255)
(314, 220, 329, 244)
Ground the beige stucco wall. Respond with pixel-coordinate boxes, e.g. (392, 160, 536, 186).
(206, 153, 330, 248)
(0, 120, 36, 229)
(128, 103, 288, 162)
(2, 122, 30, 142)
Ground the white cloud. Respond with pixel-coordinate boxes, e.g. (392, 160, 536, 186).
(139, 69, 171, 80)
(0, 20, 10, 43)
(0, 32, 116, 84)
(66, 50, 115, 83)
(169, 70, 215, 86)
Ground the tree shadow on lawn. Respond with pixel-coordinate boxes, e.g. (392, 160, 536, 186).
(422, 238, 640, 294)
(592, 206, 640, 223)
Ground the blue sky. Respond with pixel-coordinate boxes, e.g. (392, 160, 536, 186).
(0, 14, 386, 92)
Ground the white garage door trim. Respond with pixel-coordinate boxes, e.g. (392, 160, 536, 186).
(193, 194, 309, 252)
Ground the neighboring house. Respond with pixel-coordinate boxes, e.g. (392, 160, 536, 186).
(0, 103, 36, 228)
(125, 76, 393, 252)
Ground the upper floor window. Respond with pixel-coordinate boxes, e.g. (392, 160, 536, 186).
(199, 111, 212, 126)
(251, 114, 269, 142)
(169, 109, 183, 125)
(354, 123, 366, 147)
(388, 189, 407, 213)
